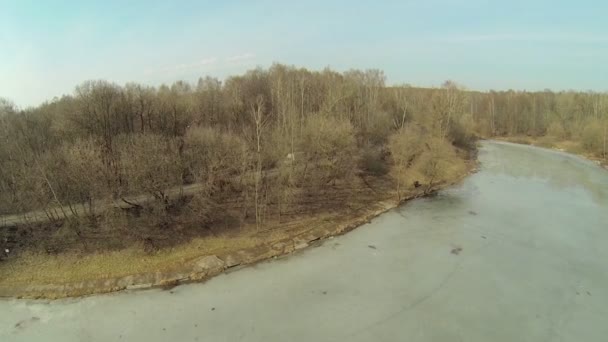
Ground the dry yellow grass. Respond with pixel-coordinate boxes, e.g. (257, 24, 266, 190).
(0, 234, 259, 286)
(0, 213, 337, 287)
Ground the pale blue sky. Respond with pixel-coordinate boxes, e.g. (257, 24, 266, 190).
(1, 0, 607, 107)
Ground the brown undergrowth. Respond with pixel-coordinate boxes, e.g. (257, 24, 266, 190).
(0, 154, 476, 299)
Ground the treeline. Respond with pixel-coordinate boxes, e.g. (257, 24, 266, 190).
(2, 65, 606, 240)
(0, 64, 482, 254)
(468, 89, 608, 157)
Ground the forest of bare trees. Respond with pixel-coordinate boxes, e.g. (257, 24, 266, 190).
(2, 63, 604, 256)
(467, 88, 608, 158)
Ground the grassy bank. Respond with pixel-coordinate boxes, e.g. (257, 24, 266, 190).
(0, 156, 475, 299)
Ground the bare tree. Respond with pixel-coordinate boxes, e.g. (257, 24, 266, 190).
(388, 125, 424, 200)
(392, 86, 410, 129)
(250, 95, 267, 230)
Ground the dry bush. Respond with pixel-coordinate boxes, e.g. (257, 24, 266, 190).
(15, 141, 108, 221)
(449, 114, 476, 150)
(116, 133, 184, 200)
(0, 116, 54, 214)
(546, 121, 569, 140)
(45, 219, 84, 253)
(92, 203, 172, 253)
(413, 137, 465, 190)
(57, 138, 108, 209)
(182, 192, 217, 225)
(97, 206, 130, 234)
(93, 133, 187, 237)
(137, 201, 175, 231)
(580, 119, 606, 157)
(267, 127, 302, 216)
(183, 126, 251, 225)
(264, 126, 294, 169)
(0, 157, 47, 215)
(361, 111, 393, 146)
(473, 118, 494, 138)
(388, 125, 425, 198)
(359, 145, 389, 176)
(184, 126, 248, 187)
(274, 173, 300, 217)
(300, 115, 357, 186)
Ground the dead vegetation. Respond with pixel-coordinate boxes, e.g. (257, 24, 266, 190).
(0, 170, 474, 290)
(0, 65, 477, 283)
(473, 90, 607, 162)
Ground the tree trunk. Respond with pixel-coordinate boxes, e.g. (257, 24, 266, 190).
(603, 122, 607, 160)
(255, 122, 261, 230)
(251, 96, 265, 230)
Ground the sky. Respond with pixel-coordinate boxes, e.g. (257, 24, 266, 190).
(1, 0, 607, 108)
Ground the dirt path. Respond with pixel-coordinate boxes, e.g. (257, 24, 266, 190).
(0, 182, 206, 228)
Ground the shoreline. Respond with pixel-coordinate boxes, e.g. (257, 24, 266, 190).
(492, 136, 608, 171)
(0, 161, 477, 300)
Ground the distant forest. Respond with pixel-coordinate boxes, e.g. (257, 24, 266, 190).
(0, 64, 605, 252)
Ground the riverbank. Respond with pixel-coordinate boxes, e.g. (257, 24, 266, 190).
(0, 158, 477, 300)
(4, 141, 606, 342)
(494, 136, 608, 171)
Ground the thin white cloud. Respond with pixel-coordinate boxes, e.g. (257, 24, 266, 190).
(226, 52, 255, 62)
(439, 33, 608, 43)
(146, 57, 218, 75)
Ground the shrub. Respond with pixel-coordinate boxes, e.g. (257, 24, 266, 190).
(388, 125, 425, 198)
(359, 146, 389, 176)
(300, 115, 357, 186)
(57, 138, 109, 207)
(581, 119, 606, 156)
(117, 133, 184, 200)
(184, 126, 248, 187)
(546, 121, 568, 140)
(448, 114, 476, 150)
(361, 111, 393, 146)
